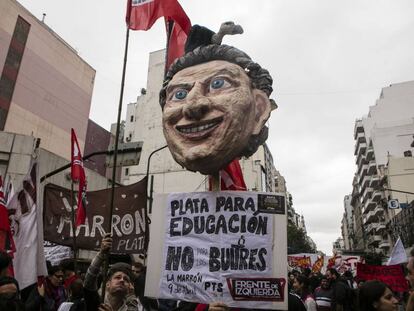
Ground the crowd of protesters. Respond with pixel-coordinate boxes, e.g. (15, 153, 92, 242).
(0, 241, 413, 311)
(286, 250, 414, 311)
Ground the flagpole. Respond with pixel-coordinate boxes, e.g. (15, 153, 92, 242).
(70, 181, 78, 273)
(164, 19, 174, 76)
(101, 25, 131, 302)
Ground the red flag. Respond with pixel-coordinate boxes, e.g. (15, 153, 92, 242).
(75, 177, 87, 227)
(71, 129, 84, 181)
(0, 176, 15, 255)
(126, 0, 191, 67)
(209, 159, 247, 191)
(165, 18, 188, 68)
(71, 129, 87, 226)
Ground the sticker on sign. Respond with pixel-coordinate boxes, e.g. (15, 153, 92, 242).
(227, 278, 286, 301)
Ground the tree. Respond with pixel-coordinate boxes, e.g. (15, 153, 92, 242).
(287, 222, 315, 254)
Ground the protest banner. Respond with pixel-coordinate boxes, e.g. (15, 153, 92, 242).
(146, 191, 287, 310)
(311, 256, 324, 273)
(44, 241, 72, 265)
(288, 255, 311, 269)
(43, 177, 147, 254)
(288, 253, 361, 275)
(356, 263, 408, 292)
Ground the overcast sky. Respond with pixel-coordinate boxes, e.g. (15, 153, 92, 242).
(18, 0, 414, 254)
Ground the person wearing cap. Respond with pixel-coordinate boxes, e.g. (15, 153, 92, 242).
(83, 234, 142, 311)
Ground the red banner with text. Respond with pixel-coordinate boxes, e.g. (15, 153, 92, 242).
(356, 263, 408, 292)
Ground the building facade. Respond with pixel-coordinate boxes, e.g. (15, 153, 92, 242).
(0, 0, 95, 160)
(348, 81, 414, 255)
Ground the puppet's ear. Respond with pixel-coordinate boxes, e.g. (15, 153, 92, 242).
(252, 89, 273, 135)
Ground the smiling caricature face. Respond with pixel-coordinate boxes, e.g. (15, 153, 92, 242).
(163, 60, 271, 175)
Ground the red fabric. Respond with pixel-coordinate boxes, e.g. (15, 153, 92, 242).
(126, 0, 191, 67)
(195, 304, 207, 311)
(75, 176, 87, 227)
(209, 159, 247, 191)
(64, 274, 79, 289)
(71, 129, 83, 181)
(165, 18, 188, 68)
(0, 176, 9, 231)
(71, 129, 87, 226)
(0, 176, 14, 253)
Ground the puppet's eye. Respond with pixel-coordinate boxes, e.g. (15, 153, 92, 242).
(173, 89, 188, 100)
(210, 78, 230, 90)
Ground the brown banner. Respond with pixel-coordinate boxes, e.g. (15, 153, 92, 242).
(43, 177, 148, 254)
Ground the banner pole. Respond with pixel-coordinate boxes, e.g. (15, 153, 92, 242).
(70, 181, 78, 273)
(102, 25, 131, 302)
(211, 171, 221, 191)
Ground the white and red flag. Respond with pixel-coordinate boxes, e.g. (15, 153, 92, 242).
(209, 159, 247, 191)
(7, 163, 47, 289)
(71, 129, 87, 226)
(125, 0, 191, 68)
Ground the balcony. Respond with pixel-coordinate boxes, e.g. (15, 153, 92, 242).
(354, 119, 364, 139)
(375, 223, 386, 233)
(372, 190, 382, 202)
(362, 187, 373, 203)
(365, 222, 378, 234)
(355, 141, 367, 157)
(361, 174, 370, 191)
(358, 163, 368, 181)
(366, 147, 374, 161)
(379, 241, 391, 249)
(367, 234, 382, 246)
(364, 198, 377, 214)
(370, 175, 380, 188)
(367, 160, 377, 175)
(355, 132, 367, 144)
(373, 205, 384, 217)
(364, 210, 376, 224)
(357, 158, 367, 174)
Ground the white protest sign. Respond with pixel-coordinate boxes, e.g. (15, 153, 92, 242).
(146, 191, 288, 310)
(44, 241, 73, 266)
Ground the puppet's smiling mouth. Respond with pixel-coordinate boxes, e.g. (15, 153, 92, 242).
(176, 116, 223, 137)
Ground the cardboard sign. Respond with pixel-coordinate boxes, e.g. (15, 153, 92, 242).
(146, 191, 288, 310)
(43, 178, 148, 254)
(356, 263, 409, 292)
(43, 241, 72, 265)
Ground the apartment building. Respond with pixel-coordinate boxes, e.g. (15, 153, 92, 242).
(0, 0, 95, 160)
(350, 81, 414, 255)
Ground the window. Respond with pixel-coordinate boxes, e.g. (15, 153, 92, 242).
(125, 168, 129, 176)
(130, 115, 134, 122)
